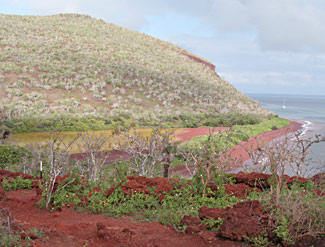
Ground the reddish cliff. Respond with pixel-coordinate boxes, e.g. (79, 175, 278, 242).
(181, 52, 219, 76)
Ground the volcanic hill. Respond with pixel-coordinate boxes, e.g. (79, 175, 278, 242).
(0, 14, 269, 131)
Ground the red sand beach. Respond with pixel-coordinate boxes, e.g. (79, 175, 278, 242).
(224, 120, 302, 171)
(169, 120, 302, 177)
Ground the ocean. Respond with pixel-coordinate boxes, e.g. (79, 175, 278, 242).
(247, 93, 325, 177)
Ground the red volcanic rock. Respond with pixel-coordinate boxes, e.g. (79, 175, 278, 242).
(199, 206, 224, 220)
(104, 185, 116, 196)
(180, 215, 206, 234)
(283, 175, 309, 185)
(181, 215, 202, 226)
(218, 200, 265, 241)
(55, 174, 70, 183)
(88, 186, 102, 198)
(0, 169, 35, 180)
(231, 172, 271, 188)
(91, 186, 101, 192)
(232, 172, 310, 191)
(310, 173, 325, 185)
(31, 180, 39, 188)
(21, 232, 38, 240)
(199, 200, 267, 241)
(121, 175, 177, 198)
(123, 179, 149, 194)
(224, 183, 261, 199)
(181, 52, 217, 73)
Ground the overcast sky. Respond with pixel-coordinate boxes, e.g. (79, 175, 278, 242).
(1, 0, 325, 95)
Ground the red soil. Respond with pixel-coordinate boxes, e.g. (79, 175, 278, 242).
(1, 170, 322, 246)
(2, 189, 227, 247)
(0, 121, 308, 246)
(173, 126, 229, 143)
(0, 172, 254, 247)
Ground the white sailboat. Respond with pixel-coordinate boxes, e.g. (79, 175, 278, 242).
(282, 96, 286, 109)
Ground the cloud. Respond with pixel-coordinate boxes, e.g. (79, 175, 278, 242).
(1, 0, 324, 94)
(170, 33, 325, 94)
(12, 0, 325, 53)
(247, 0, 325, 53)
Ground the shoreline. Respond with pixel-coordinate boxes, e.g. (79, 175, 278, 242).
(225, 120, 303, 171)
(169, 120, 303, 178)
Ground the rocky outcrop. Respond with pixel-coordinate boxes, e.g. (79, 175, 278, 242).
(0, 170, 36, 181)
(199, 200, 267, 241)
(181, 52, 218, 74)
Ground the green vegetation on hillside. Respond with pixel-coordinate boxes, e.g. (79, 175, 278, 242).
(3, 112, 265, 133)
(0, 13, 269, 131)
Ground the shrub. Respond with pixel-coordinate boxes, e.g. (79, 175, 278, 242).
(1, 176, 33, 191)
(0, 145, 30, 170)
(271, 125, 278, 130)
(271, 188, 325, 244)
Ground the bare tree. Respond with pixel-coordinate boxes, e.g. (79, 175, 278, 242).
(179, 128, 234, 197)
(292, 132, 325, 176)
(115, 128, 176, 178)
(41, 131, 80, 209)
(244, 131, 325, 205)
(77, 132, 110, 183)
(21, 143, 47, 175)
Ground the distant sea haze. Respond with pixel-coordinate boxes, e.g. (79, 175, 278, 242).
(247, 93, 325, 177)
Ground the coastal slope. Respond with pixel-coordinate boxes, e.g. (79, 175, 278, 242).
(0, 14, 269, 128)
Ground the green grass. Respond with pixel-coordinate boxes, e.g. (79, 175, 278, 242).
(180, 117, 290, 152)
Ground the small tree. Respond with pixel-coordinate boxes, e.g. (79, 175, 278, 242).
(244, 131, 325, 205)
(77, 132, 110, 183)
(40, 131, 79, 209)
(0, 145, 31, 171)
(292, 132, 325, 176)
(179, 128, 234, 197)
(115, 128, 177, 178)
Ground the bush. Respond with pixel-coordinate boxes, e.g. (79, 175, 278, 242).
(1, 176, 33, 191)
(271, 125, 278, 130)
(271, 187, 325, 244)
(0, 145, 30, 170)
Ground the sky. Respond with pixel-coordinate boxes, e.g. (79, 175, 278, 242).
(1, 0, 325, 96)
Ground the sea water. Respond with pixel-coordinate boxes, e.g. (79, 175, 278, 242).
(247, 93, 325, 177)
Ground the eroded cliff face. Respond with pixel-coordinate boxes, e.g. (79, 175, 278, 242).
(181, 52, 219, 76)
